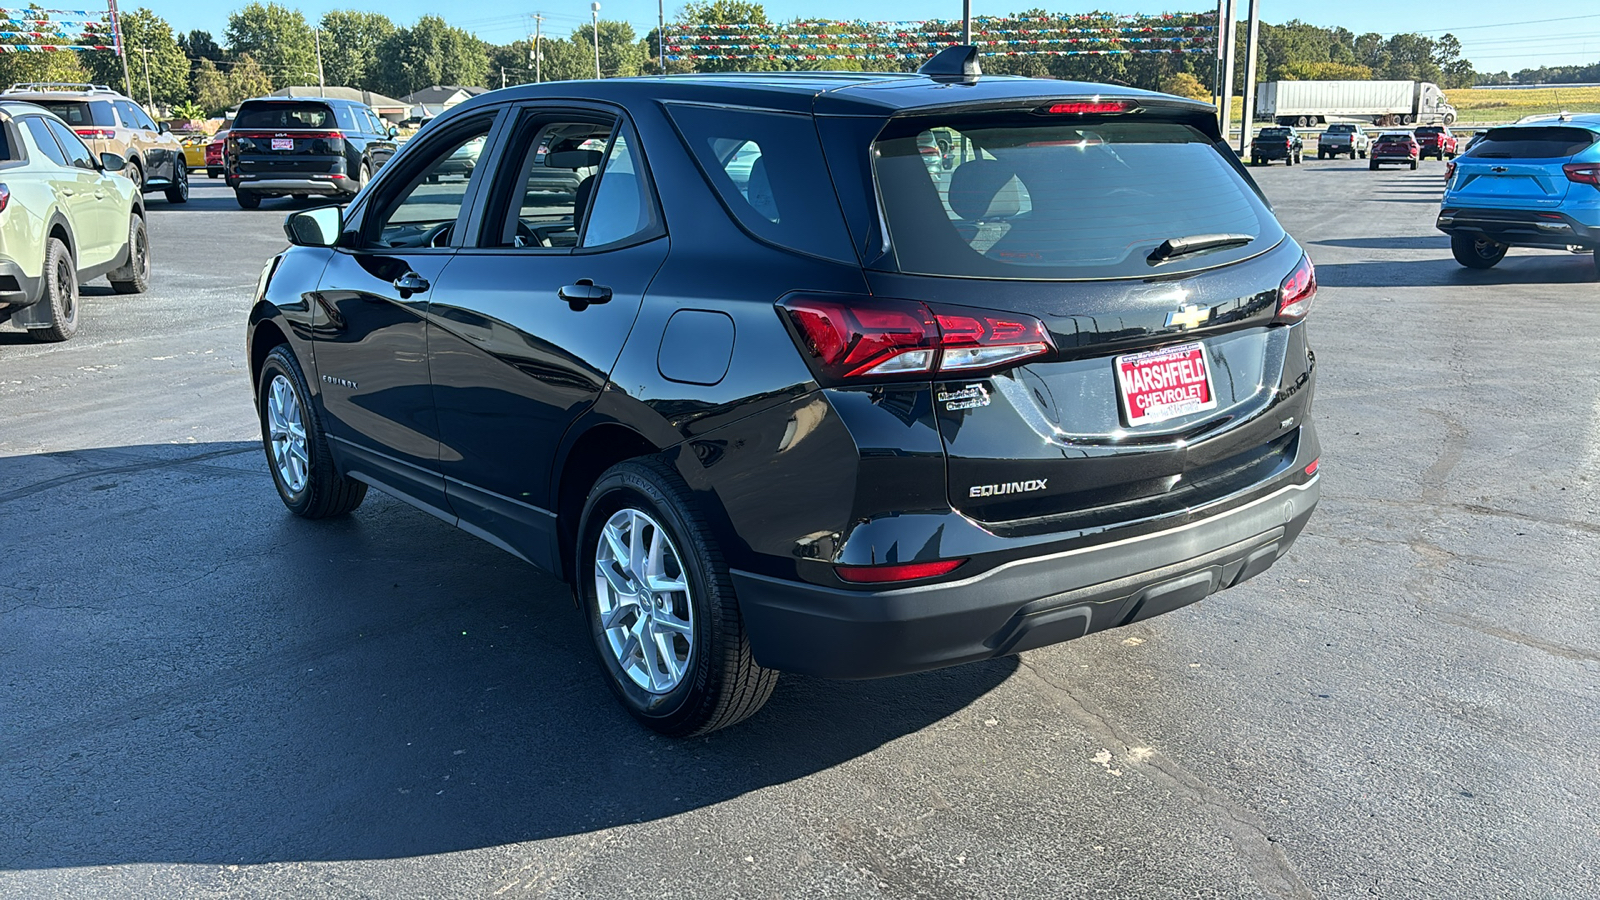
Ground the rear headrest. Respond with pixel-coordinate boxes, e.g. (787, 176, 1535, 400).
(546, 149, 603, 170)
(946, 159, 1023, 220)
(745, 157, 778, 221)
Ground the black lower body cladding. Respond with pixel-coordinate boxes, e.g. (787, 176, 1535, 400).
(733, 469, 1319, 679)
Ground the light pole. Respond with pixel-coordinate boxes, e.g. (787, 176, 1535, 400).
(313, 28, 325, 97)
(133, 47, 153, 111)
(591, 2, 602, 79)
(658, 0, 664, 74)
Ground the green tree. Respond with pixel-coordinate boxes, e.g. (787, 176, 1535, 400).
(1278, 61, 1373, 81)
(192, 57, 232, 115)
(377, 16, 490, 96)
(1435, 34, 1475, 89)
(320, 10, 395, 90)
(573, 21, 645, 78)
(673, 0, 773, 73)
(0, 44, 90, 90)
(228, 52, 274, 104)
(1160, 71, 1211, 100)
(179, 30, 223, 63)
(82, 8, 186, 107)
(226, 2, 317, 90)
(534, 36, 593, 82)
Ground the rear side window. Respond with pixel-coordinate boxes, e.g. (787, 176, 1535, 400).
(30, 100, 114, 127)
(235, 102, 336, 130)
(873, 116, 1282, 280)
(1466, 126, 1598, 159)
(22, 117, 69, 167)
(45, 118, 96, 169)
(667, 104, 855, 263)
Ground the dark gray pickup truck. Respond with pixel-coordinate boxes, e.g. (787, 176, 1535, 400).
(1317, 123, 1370, 159)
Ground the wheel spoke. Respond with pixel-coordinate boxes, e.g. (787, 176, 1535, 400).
(599, 597, 636, 630)
(592, 506, 696, 695)
(637, 620, 667, 691)
(598, 560, 633, 600)
(652, 612, 692, 636)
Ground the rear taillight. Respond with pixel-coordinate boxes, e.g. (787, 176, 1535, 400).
(778, 295, 1055, 382)
(835, 559, 966, 584)
(1445, 161, 1456, 182)
(1275, 255, 1316, 323)
(74, 128, 115, 140)
(1285, 140, 1293, 149)
(1563, 163, 1600, 187)
(0, 183, 9, 212)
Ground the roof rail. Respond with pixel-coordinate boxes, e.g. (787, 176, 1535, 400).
(4, 82, 119, 95)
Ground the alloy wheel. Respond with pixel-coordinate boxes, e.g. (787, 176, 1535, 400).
(1474, 238, 1502, 260)
(265, 374, 310, 495)
(55, 253, 76, 323)
(593, 508, 695, 694)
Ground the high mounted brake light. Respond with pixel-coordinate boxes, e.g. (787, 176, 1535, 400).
(1275, 255, 1317, 323)
(1042, 101, 1131, 115)
(779, 296, 1055, 383)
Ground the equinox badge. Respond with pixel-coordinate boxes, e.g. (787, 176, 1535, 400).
(970, 479, 1048, 498)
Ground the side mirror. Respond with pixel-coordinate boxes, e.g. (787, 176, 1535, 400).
(388, 125, 399, 138)
(99, 152, 126, 172)
(284, 205, 343, 248)
(158, 122, 170, 134)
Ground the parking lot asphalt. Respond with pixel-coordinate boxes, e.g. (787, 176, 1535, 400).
(2, 165, 1597, 900)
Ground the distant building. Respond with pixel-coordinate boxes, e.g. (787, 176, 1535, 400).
(401, 85, 491, 122)
(268, 86, 410, 122)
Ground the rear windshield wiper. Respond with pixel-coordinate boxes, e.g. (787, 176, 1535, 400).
(1147, 233, 1254, 264)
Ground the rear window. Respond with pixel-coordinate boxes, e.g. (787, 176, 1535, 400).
(1466, 126, 1599, 159)
(665, 103, 856, 263)
(873, 115, 1282, 280)
(235, 101, 336, 130)
(1415, 126, 1444, 135)
(1326, 124, 1356, 133)
(1258, 128, 1291, 138)
(27, 100, 113, 127)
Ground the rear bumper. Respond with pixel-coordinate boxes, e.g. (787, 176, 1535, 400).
(733, 476, 1320, 679)
(1252, 146, 1292, 160)
(1437, 207, 1599, 250)
(235, 175, 354, 196)
(0, 257, 40, 309)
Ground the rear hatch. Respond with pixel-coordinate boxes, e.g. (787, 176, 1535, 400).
(817, 100, 1312, 528)
(13, 97, 117, 144)
(1448, 126, 1599, 209)
(229, 100, 346, 177)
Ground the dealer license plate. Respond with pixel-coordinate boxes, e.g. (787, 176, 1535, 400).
(271, 138, 294, 151)
(1115, 341, 1218, 426)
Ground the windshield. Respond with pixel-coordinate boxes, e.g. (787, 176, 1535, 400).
(1465, 126, 1598, 159)
(872, 115, 1281, 280)
(234, 101, 335, 130)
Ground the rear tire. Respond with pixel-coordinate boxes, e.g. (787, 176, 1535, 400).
(1451, 234, 1507, 269)
(578, 458, 777, 737)
(28, 238, 78, 342)
(1410, 159, 1419, 170)
(126, 160, 143, 193)
(1592, 248, 1599, 279)
(1370, 160, 1379, 170)
(257, 345, 367, 518)
(108, 214, 150, 294)
(236, 190, 261, 210)
(164, 161, 188, 204)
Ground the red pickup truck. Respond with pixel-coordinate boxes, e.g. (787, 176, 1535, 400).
(1413, 126, 1458, 160)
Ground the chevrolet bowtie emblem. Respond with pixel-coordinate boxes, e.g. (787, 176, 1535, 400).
(1165, 305, 1210, 330)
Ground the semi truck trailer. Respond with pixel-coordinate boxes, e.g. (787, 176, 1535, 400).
(1255, 80, 1457, 127)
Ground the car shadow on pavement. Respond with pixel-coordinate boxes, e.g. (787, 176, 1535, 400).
(0, 442, 1018, 869)
(1315, 254, 1599, 287)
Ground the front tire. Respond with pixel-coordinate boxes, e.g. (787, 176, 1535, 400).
(126, 159, 143, 193)
(1410, 159, 1419, 170)
(28, 238, 78, 342)
(578, 458, 777, 737)
(1451, 234, 1507, 269)
(108, 214, 150, 294)
(164, 161, 188, 203)
(256, 345, 367, 518)
(1370, 160, 1379, 171)
(236, 190, 261, 210)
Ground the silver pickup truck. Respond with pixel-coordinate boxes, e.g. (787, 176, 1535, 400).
(1317, 123, 1370, 159)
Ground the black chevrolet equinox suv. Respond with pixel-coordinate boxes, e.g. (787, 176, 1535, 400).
(247, 48, 1321, 736)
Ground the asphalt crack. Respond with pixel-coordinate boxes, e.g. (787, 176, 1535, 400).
(0, 445, 256, 505)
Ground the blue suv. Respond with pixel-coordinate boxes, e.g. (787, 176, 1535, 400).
(1437, 114, 1600, 275)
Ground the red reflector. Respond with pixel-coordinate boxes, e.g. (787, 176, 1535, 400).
(1044, 101, 1130, 115)
(1563, 163, 1600, 187)
(835, 559, 966, 584)
(1276, 255, 1316, 323)
(1305, 458, 1320, 476)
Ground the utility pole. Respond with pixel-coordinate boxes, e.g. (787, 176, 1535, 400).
(658, 0, 665, 74)
(501, 66, 506, 89)
(962, 0, 972, 45)
(108, 0, 135, 101)
(1218, 0, 1236, 144)
(314, 28, 325, 97)
(591, 2, 602, 79)
(1239, 0, 1261, 158)
(532, 14, 544, 83)
(134, 47, 153, 111)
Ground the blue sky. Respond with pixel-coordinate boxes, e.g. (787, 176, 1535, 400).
(150, 0, 1600, 75)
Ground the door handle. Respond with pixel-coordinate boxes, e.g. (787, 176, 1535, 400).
(94, 191, 105, 199)
(558, 280, 612, 310)
(393, 272, 430, 295)
(62, 188, 74, 196)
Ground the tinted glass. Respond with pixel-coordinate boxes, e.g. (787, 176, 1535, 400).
(30, 100, 113, 127)
(583, 132, 655, 247)
(0, 124, 10, 161)
(1258, 128, 1292, 138)
(334, 106, 360, 132)
(667, 104, 855, 262)
(235, 101, 336, 130)
(1465, 126, 1598, 159)
(23, 117, 69, 166)
(1415, 126, 1444, 135)
(490, 122, 609, 249)
(370, 123, 492, 249)
(130, 105, 157, 131)
(874, 116, 1282, 280)
(45, 118, 95, 169)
